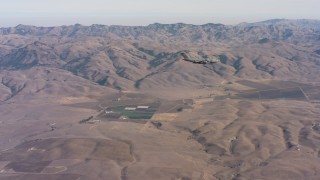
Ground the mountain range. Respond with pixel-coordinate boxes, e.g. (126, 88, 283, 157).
(1, 19, 320, 180)
(0, 19, 320, 96)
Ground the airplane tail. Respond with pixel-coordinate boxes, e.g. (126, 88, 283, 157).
(180, 52, 189, 59)
(208, 56, 219, 63)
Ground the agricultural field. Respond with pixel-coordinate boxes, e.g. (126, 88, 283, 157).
(103, 101, 160, 120)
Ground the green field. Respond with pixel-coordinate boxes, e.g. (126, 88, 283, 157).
(107, 101, 160, 119)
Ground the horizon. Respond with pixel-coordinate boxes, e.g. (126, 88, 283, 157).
(1, 18, 320, 28)
(1, 0, 319, 27)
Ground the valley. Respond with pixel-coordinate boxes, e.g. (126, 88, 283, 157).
(0, 19, 320, 179)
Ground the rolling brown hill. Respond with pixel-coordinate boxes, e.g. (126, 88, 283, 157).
(1, 19, 320, 180)
(0, 19, 320, 93)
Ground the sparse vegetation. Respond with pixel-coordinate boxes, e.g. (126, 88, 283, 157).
(1, 20, 320, 180)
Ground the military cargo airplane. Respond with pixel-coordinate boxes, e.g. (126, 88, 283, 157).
(180, 52, 219, 64)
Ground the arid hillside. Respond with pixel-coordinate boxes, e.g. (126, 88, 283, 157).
(0, 19, 320, 92)
(1, 20, 320, 180)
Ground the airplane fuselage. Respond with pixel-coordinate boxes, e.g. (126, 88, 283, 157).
(180, 52, 219, 64)
(182, 58, 217, 64)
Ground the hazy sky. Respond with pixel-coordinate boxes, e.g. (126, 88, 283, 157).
(1, 0, 319, 27)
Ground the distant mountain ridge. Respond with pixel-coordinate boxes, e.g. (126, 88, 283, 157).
(0, 19, 320, 90)
(1, 19, 319, 40)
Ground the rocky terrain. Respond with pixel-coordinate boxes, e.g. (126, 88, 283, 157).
(0, 19, 320, 180)
(0, 19, 320, 92)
